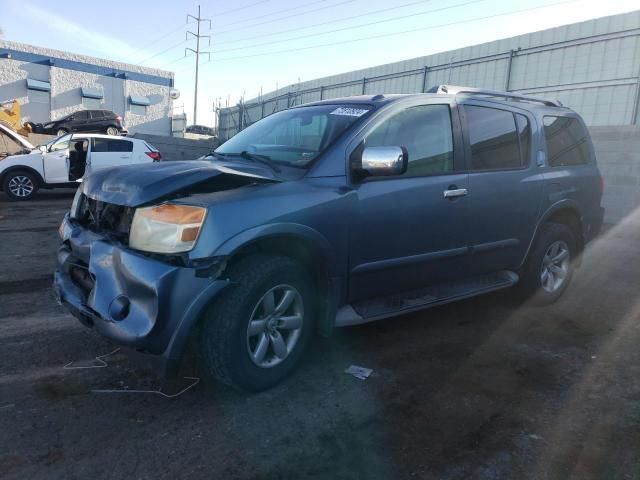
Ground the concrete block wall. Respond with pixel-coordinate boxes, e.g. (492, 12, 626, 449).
(590, 126, 640, 223)
(131, 133, 218, 161)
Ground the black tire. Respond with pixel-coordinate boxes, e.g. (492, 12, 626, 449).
(519, 222, 576, 305)
(56, 128, 68, 137)
(2, 170, 40, 201)
(199, 254, 315, 392)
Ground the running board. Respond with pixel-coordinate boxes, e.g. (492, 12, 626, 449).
(335, 271, 519, 327)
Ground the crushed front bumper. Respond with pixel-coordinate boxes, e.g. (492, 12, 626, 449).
(54, 214, 229, 376)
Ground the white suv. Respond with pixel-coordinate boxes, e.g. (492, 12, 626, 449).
(0, 133, 161, 200)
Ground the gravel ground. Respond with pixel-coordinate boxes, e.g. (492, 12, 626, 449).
(1, 190, 639, 480)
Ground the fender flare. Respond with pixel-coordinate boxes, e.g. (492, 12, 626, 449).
(519, 199, 584, 268)
(213, 222, 338, 276)
(0, 165, 45, 187)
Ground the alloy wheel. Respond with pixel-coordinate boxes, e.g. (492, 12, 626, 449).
(540, 240, 570, 293)
(8, 175, 34, 198)
(246, 284, 304, 368)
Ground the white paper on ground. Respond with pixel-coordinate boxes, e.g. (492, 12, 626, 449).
(344, 365, 373, 380)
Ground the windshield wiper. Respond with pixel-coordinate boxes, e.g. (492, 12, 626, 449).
(220, 151, 282, 173)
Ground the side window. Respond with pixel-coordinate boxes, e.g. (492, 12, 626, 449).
(466, 105, 529, 170)
(89, 111, 104, 119)
(543, 116, 589, 167)
(73, 110, 89, 120)
(92, 139, 132, 152)
(365, 104, 454, 176)
(50, 135, 71, 152)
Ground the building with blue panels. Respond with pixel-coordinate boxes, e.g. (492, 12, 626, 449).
(0, 40, 176, 136)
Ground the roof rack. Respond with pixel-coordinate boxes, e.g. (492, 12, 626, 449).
(427, 84, 563, 107)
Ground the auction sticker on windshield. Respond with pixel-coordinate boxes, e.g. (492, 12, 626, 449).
(330, 107, 369, 117)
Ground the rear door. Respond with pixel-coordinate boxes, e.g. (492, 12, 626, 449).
(89, 137, 133, 171)
(68, 110, 90, 132)
(89, 111, 106, 131)
(42, 134, 72, 183)
(461, 102, 544, 274)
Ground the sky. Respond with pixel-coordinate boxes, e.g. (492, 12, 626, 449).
(1, 0, 638, 126)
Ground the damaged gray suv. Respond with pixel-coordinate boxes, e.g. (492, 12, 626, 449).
(54, 86, 604, 391)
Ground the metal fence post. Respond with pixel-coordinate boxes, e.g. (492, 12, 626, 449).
(421, 66, 429, 92)
(504, 49, 515, 92)
(319, 85, 324, 100)
(631, 73, 640, 125)
(362, 77, 367, 94)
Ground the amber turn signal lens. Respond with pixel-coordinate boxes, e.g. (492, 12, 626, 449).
(138, 204, 205, 225)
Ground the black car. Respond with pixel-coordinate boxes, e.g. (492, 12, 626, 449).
(185, 124, 215, 136)
(27, 110, 127, 137)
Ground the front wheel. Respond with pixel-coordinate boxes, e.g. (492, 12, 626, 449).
(106, 126, 119, 136)
(3, 171, 39, 201)
(519, 222, 576, 304)
(199, 255, 315, 391)
(56, 128, 68, 137)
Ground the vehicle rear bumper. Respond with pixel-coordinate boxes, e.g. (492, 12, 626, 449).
(53, 215, 230, 376)
(585, 205, 605, 243)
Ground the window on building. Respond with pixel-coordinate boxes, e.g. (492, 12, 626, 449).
(81, 87, 104, 110)
(543, 116, 590, 167)
(466, 105, 529, 170)
(129, 95, 150, 115)
(26, 78, 51, 105)
(92, 138, 133, 152)
(83, 97, 102, 109)
(130, 104, 147, 115)
(364, 104, 454, 177)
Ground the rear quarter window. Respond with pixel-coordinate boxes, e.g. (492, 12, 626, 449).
(93, 138, 133, 153)
(543, 116, 590, 167)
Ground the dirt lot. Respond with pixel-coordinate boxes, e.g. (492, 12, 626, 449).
(1, 190, 639, 480)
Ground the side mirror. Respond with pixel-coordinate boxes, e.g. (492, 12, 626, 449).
(359, 146, 408, 177)
(38, 145, 47, 153)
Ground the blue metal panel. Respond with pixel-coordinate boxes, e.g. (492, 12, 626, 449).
(26, 78, 50, 91)
(81, 87, 103, 99)
(0, 48, 172, 87)
(130, 95, 151, 106)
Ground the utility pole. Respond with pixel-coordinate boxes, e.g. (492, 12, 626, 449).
(185, 5, 211, 125)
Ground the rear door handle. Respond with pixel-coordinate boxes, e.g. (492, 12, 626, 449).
(443, 188, 468, 199)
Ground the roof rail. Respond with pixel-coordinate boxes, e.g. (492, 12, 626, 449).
(427, 84, 563, 107)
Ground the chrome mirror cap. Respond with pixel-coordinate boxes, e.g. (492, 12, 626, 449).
(361, 146, 408, 177)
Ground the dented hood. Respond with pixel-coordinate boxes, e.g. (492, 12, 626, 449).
(82, 160, 278, 207)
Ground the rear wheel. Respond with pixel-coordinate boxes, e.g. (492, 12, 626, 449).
(56, 128, 68, 137)
(519, 222, 576, 304)
(3, 171, 39, 201)
(199, 255, 314, 391)
(106, 126, 119, 136)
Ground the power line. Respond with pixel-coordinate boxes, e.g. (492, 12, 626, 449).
(137, 38, 190, 65)
(125, 21, 194, 63)
(215, 0, 271, 17)
(201, 0, 580, 64)
(214, 0, 486, 55)
(214, 0, 434, 46)
(220, 0, 333, 28)
(215, 0, 356, 35)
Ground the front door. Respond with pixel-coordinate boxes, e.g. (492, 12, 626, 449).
(42, 134, 72, 183)
(68, 110, 90, 132)
(349, 101, 470, 302)
(460, 103, 545, 274)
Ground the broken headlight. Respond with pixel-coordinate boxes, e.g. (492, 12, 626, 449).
(129, 204, 206, 254)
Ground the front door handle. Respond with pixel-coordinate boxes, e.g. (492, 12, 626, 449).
(443, 188, 468, 199)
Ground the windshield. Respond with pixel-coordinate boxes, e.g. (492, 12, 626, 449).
(215, 104, 371, 167)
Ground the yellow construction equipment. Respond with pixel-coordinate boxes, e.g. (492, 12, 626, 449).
(0, 100, 31, 136)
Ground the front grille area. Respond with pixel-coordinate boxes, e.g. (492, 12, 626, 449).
(76, 194, 134, 243)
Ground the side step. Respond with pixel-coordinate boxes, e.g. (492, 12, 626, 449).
(335, 271, 519, 327)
